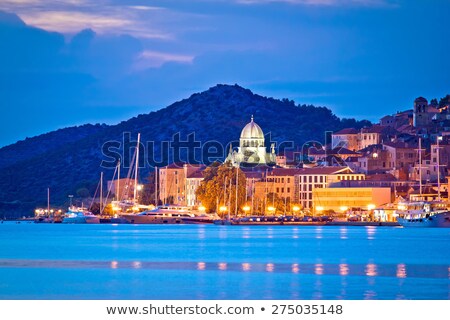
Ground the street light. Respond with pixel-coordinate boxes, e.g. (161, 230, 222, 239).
(340, 206, 348, 212)
(137, 185, 143, 191)
(219, 206, 227, 219)
(198, 206, 206, 212)
(367, 204, 376, 211)
(243, 205, 250, 216)
(267, 206, 275, 214)
(292, 206, 300, 215)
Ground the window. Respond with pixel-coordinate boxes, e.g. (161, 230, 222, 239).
(287, 178, 290, 183)
(282, 178, 284, 183)
(276, 187, 279, 193)
(287, 187, 290, 193)
(281, 188, 284, 193)
(309, 176, 312, 183)
(314, 176, 318, 183)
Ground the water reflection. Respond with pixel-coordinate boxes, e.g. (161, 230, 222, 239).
(292, 227, 299, 239)
(1, 259, 448, 280)
(242, 263, 251, 271)
(365, 263, 377, 276)
(396, 263, 406, 278)
(339, 263, 349, 276)
(315, 226, 323, 239)
(197, 262, 205, 271)
(314, 263, 324, 275)
(366, 226, 376, 240)
(198, 226, 206, 239)
(339, 227, 348, 240)
(242, 227, 251, 239)
(218, 262, 227, 271)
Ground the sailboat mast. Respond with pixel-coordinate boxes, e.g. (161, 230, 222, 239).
(419, 137, 422, 197)
(47, 187, 50, 215)
(117, 160, 120, 201)
(264, 169, 268, 215)
(235, 167, 239, 216)
(251, 178, 254, 215)
(228, 178, 231, 220)
(437, 136, 441, 201)
(155, 167, 158, 206)
(100, 172, 103, 213)
(133, 133, 141, 202)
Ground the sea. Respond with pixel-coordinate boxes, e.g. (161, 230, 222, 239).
(0, 222, 448, 300)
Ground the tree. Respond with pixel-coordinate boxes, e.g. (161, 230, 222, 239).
(196, 162, 247, 215)
(439, 94, 450, 108)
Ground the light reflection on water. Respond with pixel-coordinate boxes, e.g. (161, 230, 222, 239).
(1, 259, 447, 279)
(366, 226, 377, 240)
(0, 224, 449, 299)
(396, 263, 407, 278)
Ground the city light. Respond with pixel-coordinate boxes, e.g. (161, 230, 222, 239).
(292, 206, 300, 212)
(136, 185, 143, 191)
(198, 206, 206, 211)
(316, 206, 324, 212)
(242, 205, 250, 212)
(340, 206, 348, 212)
(367, 204, 376, 211)
(219, 206, 227, 212)
(267, 206, 275, 212)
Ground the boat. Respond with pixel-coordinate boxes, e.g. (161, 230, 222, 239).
(396, 201, 450, 228)
(62, 206, 100, 224)
(121, 205, 219, 224)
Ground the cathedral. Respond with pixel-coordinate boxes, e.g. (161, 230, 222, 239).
(226, 116, 276, 167)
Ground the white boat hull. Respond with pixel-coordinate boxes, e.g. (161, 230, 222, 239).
(62, 216, 100, 224)
(121, 214, 215, 224)
(397, 211, 450, 228)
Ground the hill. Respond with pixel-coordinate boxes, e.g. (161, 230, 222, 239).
(0, 84, 370, 217)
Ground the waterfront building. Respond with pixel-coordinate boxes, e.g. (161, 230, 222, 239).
(158, 163, 205, 205)
(294, 167, 365, 210)
(313, 187, 391, 214)
(185, 170, 205, 207)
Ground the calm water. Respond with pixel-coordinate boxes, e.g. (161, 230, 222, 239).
(0, 223, 449, 300)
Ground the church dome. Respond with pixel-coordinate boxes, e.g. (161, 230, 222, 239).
(240, 116, 264, 139)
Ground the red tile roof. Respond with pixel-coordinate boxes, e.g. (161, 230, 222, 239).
(334, 128, 358, 135)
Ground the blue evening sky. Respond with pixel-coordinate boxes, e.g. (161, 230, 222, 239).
(0, 0, 449, 147)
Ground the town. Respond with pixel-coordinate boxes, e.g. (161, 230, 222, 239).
(84, 95, 450, 226)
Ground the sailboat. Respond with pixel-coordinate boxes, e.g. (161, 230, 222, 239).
(110, 133, 153, 220)
(396, 137, 450, 227)
(62, 173, 102, 224)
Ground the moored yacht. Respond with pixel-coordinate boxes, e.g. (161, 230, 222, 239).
(62, 206, 100, 224)
(121, 205, 219, 224)
(396, 201, 450, 228)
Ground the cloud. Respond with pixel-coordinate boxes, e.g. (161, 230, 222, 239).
(0, 0, 173, 39)
(134, 50, 194, 69)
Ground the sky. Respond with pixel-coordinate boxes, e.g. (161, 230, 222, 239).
(0, 0, 449, 147)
